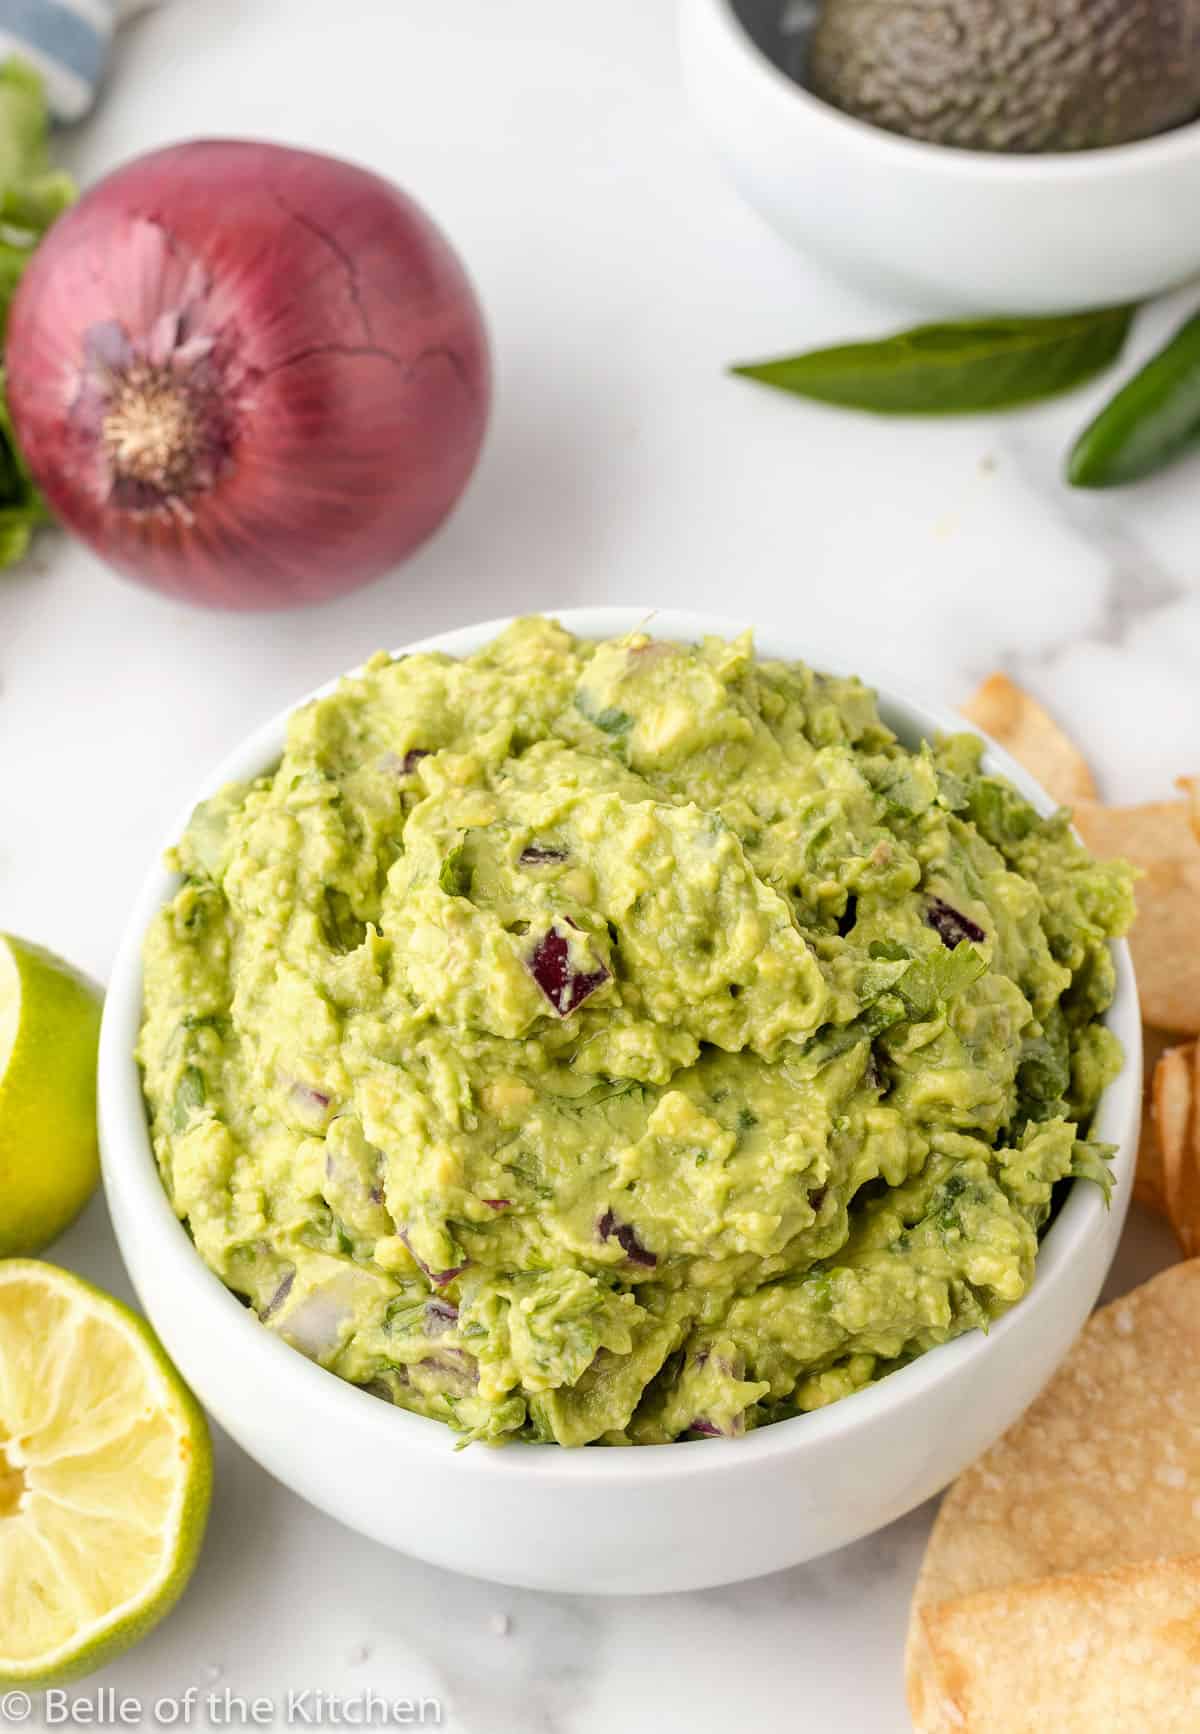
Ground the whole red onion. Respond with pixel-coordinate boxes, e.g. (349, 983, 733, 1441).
(5, 140, 491, 610)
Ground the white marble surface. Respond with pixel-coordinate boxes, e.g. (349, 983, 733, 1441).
(1, 0, 1188, 1727)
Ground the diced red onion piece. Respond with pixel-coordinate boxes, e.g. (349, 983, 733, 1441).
(417, 1350, 478, 1394)
(926, 897, 985, 948)
(424, 1298, 459, 1335)
(259, 1268, 295, 1321)
(398, 1228, 469, 1287)
(273, 1274, 357, 1359)
(596, 1207, 657, 1268)
(689, 1412, 746, 1439)
(518, 844, 568, 865)
(526, 925, 609, 1018)
(379, 749, 430, 778)
(288, 1079, 332, 1129)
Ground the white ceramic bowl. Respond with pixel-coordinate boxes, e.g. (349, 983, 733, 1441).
(680, 0, 1200, 314)
(99, 607, 1141, 1594)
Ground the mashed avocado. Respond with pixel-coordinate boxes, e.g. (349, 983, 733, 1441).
(139, 620, 1134, 1446)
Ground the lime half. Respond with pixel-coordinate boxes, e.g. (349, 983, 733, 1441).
(0, 1261, 212, 1686)
(0, 936, 102, 1257)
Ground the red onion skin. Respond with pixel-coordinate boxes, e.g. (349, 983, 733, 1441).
(5, 140, 491, 610)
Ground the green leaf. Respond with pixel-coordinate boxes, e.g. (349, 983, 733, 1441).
(438, 843, 474, 899)
(896, 942, 988, 1020)
(0, 511, 35, 567)
(0, 60, 59, 188)
(0, 247, 31, 334)
(0, 64, 74, 571)
(935, 766, 971, 813)
(0, 171, 73, 232)
(931, 1170, 970, 1234)
(730, 307, 1136, 416)
(1014, 1014, 1071, 1128)
(867, 743, 939, 817)
(594, 707, 633, 736)
(320, 887, 367, 954)
(383, 1298, 428, 1337)
(866, 939, 986, 1019)
(1069, 1139, 1116, 1204)
(802, 994, 907, 1069)
(802, 943, 986, 1073)
(966, 777, 1043, 849)
(856, 954, 914, 1004)
(0, 381, 48, 558)
(867, 940, 911, 963)
(574, 693, 633, 738)
(584, 1079, 646, 1108)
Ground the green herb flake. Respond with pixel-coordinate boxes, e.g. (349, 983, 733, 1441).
(320, 887, 367, 954)
(896, 942, 988, 1021)
(438, 843, 474, 899)
(594, 707, 632, 737)
(1070, 1139, 1116, 1204)
(172, 1066, 207, 1131)
(574, 693, 633, 737)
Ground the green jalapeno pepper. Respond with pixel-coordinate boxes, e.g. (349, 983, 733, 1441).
(1069, 309, 1200, 488)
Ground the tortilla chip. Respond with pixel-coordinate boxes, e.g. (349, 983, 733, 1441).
(1073, 800, 1200, 1034)
(919, 1556, 1200, 1733)
(1153, 1042, 1192, 1195)
(961, 673, 1097, 806)
(1153, 1041, 1200, 1257)
(1180, 776, 1200, 849)
(906, 1263, 1200, 1728)
(1186, 1042, 1200, 1255)
(1136, 1026, 1174, 1216)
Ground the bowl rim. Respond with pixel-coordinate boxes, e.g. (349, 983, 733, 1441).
(98, 604, 1142, 1485)
(700, 0, 1200, 180)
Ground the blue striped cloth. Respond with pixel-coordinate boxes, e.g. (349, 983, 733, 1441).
(0, 0, 151, 121)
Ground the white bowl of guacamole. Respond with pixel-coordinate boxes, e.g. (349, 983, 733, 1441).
(99, 609, 1141, 1592)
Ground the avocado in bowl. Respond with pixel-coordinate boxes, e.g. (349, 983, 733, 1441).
(807, 0, 1200, 155)
(99, 609, 1141, 1592)
(681, 0, 1200, 311)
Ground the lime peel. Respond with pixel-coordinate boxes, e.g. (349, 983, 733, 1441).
(0, 1261, 212, 1687)
(0, 935, 102, 1257)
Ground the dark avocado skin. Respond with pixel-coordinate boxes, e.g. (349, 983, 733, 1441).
(808, 0, 1200, 152)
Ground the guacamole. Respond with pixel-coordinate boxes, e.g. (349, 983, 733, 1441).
(139, 620, 1134, 1446)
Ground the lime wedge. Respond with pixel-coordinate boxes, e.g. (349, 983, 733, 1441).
(0, 1261, 212, 1686)
(0, 936, 102, 1256)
